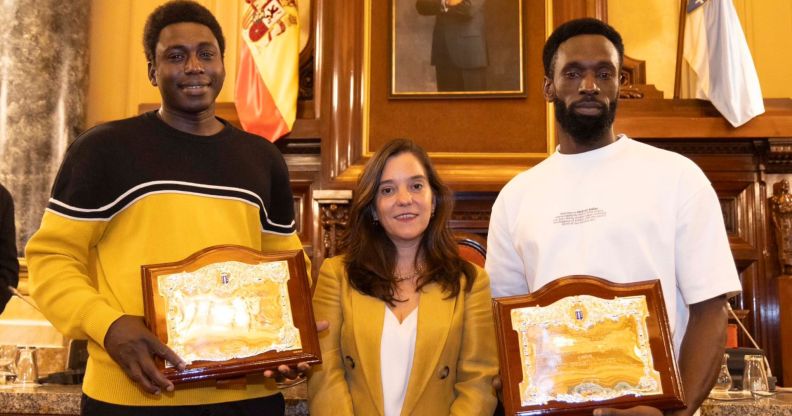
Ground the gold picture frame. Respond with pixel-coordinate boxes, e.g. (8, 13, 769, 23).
(390, 0, 525, 98)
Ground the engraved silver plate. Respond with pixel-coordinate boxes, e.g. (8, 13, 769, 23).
(157, 260, 301, 364)
(511, 295, 662, 406)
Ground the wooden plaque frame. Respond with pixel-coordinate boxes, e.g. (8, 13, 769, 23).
(493, 276, 685, 415)
(142, 245, 321, 384)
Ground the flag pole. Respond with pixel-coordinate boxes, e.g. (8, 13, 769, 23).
(673, 0, 687, 99)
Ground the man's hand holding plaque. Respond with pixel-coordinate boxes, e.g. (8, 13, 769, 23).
(264, 320, 329, 386)
(105, 315, 187, 395)
(105, 316, 329, 394)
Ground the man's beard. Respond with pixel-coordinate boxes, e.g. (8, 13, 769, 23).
(554, 98, 617, 146)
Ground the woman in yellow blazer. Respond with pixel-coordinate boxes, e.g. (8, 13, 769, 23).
(308, 139, 498, 416)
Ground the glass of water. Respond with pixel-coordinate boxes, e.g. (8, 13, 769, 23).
(0, 345, 17, 385)
(14, 346, 38, 386)
(742, 354, 769, 396)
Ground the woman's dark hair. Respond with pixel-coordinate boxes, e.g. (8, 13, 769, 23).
(341, 139, 476, 305)
(542, 18, 624, 78)
(143, 0, 226, 63)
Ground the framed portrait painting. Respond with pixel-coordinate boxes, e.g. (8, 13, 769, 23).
(390, 0, 525, 98)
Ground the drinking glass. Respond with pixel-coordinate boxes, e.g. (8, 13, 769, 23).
(0, 345, 16, 385)
(742, 354, 769, 396)
(712, 352, 732, 391)
(14, 346, 38, 386)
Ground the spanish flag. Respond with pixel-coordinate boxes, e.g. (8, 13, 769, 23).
(683, 0, 764, 127)
(235, 0, 300, 141)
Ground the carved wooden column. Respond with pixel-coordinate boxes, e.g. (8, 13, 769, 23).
(770, 179, 792, 385)
(312, 190, 352, 277)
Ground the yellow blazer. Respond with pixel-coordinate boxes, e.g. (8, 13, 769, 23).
(308, 255, 498, 416)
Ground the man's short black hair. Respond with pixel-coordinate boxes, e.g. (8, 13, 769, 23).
(542, 18, 624, 78)
(143, 0, 226, 63)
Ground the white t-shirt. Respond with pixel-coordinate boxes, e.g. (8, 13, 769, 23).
(380, 307, 418, 416)
(486, 136, 742, 354)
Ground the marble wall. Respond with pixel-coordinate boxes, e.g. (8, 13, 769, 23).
(0, 1, 90, 252)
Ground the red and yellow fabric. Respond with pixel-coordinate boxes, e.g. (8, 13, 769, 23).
(235, 0, 300, 141)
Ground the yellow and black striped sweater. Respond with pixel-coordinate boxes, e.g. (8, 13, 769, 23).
(26, 111, 307, 406)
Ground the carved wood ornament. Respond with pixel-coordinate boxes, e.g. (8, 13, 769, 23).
(771, 180, 792, 274)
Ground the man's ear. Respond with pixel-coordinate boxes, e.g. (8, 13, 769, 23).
(543, 76, 555, 102)
(148, 61, 157, 87)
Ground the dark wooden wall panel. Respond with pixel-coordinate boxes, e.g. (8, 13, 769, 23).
(610, 113, 792, 386)
(780, 276, 792, 385)
(552, 0, 608, 27)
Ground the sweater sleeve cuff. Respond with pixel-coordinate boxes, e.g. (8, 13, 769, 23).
(82, 303, 125, 347)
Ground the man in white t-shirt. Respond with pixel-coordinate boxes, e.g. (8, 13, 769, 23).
(486, 18, 742, 416)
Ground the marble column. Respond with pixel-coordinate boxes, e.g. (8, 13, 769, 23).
(0, 1, 90, 253)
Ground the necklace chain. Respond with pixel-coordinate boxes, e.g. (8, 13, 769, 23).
(393, 264, 425, 283)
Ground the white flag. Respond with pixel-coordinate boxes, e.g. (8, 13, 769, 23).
(683, 0, 764, 127)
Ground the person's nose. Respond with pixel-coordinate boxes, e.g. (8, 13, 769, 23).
(578, 72, 600, 95)
(185, 53, 205, 74)
(395, 187, 413, 205)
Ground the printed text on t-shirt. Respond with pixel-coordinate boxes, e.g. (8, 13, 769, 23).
(553, 208, 606, 225)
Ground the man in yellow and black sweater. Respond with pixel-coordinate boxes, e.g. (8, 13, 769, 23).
(25, 1, 308, 415)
